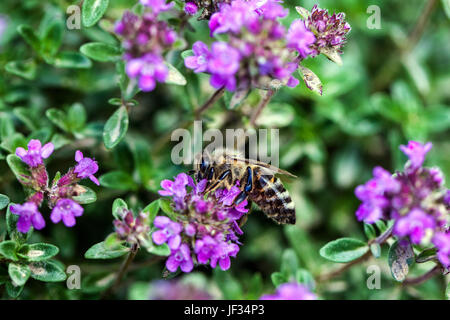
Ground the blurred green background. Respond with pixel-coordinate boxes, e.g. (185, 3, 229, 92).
(0, 0, 449, 299)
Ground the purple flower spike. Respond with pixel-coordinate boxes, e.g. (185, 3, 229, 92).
(10, 202, 46, 233)
(260, 283, 317, 300)
(184, 2, 198, 15)
(399, 141, 432, 171)
(152, 216, 183, 250)
(286, 19, 316, 59)
(393, 208, 435, 244)
(74, 150, 99, 185)
(50, 198, 84, 227)
(184, 41, 211, 73)
(140, 0, 174, 13)
(15, 139, 54, 168)
(166, 243, 194, 273)
(432, 231, 450, 268)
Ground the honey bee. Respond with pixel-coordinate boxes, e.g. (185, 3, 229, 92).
(192, 149, 296, 225)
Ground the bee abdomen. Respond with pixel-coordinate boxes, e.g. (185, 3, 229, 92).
(251, 175, 296, 225)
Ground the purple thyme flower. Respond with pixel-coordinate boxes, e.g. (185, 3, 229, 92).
(10, 202, 46, 233)
(260, 283, 317, 300)
(432, 231, 450, 268)
(207, 42, 241, 90)
(184, 2, 198, 15)
(152, 216, 183, 250)
(15, 139, 54, 168)
(50, 198, 84, 227)
(166, 243, 194, 273)
(115, 10, 177, 92)
(114, 209, 151, 245)
(140, 0, 174, 13)
(286, 19, 316, 60)
(74, 150, 99, 185)
(305, 5, 351, 57)
(156, 173, 248, 273)
(393, 208, 436, 244)
(355, 141, 449, 268)
(399, 141, 432, 171)
(184, 41, 211, 73)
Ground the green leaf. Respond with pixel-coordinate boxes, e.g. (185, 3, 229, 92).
(129, 138, 153, 188)
(4, 60, 37, 80)
(67, 103, 87, 132)
(319, 46, 343, 66)
(442, 0, 450, 18)
(72, 186, 97, 204)
(299, 66, 323, 95)
(416, 248, 437, 263)
(165, 63, 187, 86)
(6, 154, 32, 185)
(370, 243, 381, 259)
(319, 238, 369, 263)
(0, 194, 10, 210)
(80, 42, 121, 62)
(225, 88, 250, 110)
(146, 243, 170, 256)
(17, 24, 40, 53)
(53, 51, 92, 69)
(142, 200, 160, 224)
(256, 102, 295, 127)
(6, 204, 33, 243)
(280, 249, 299, 279)
(271, 272, 288, 287)
(5, 281, 24, 298)
(99, 171, 137, 190)
(364, 223, 376, 240)
(112, 198, 128, 219)
(446, 281, 450, 300)
(41, 20, 64, 58)
(295, 6, 310, 19)
(17, 243, 59, 262)
(46, 108, 70, 132)
(0, 240, 19, 261)
(81, 272, 115, 293)
(8, 263, 31, 286)
(295, 269, 315, 290)
(103, 106, 129, 149)
(181, 49, 194, 59)
(82, 0, 110, 27)
(159, 198, 177, 221)
(388, 239, 415, 282)
(104, 233, 125, 249)
(84, 241, 130, 259)
(29, 260, 67, 282)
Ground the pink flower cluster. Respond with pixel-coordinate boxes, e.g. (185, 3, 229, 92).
(114, 1, 177, 91)
(10, 140, 99, 233)
(355, 141, 450, 267)
(153, 173, 247, 273)
(184, 0, 350, 92)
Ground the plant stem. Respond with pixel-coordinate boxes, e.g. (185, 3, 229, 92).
(317, 226, 393, 282)
(402, 265, 441, 286)
(101, 243, 139, 299)
(195, 86, 226, 119)
(250, 89, 275, 127)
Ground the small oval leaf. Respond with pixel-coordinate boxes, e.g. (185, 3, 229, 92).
(103, 106, 129, 149)
(319, 237, 369, 263)
(82, 0, 110, 28)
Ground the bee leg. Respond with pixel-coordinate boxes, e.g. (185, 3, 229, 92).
(187, 170, 196, 176)
(234, 166, 253, 205)
(205, 169, 231, 193)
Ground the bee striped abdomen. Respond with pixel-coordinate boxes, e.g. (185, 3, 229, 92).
(250, 171, 296, 225)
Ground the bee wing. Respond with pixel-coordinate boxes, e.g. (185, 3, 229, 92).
(225, 155, 297, 178)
